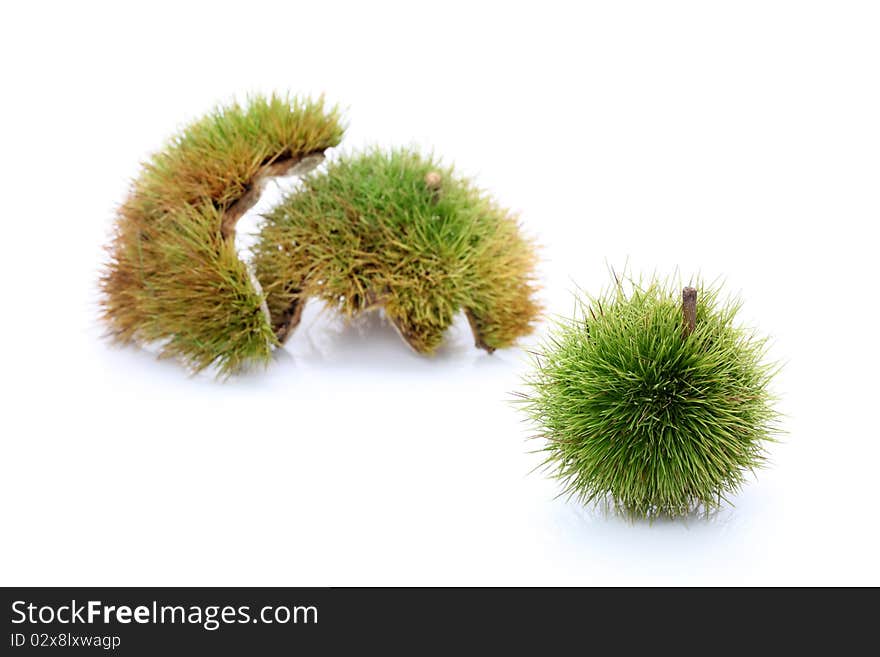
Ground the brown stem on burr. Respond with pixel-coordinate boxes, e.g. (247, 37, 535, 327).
(424, 170, 442, 204)
(682, 286, 697, 337)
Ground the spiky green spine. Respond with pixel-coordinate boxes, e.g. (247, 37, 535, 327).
(521, 277, 779, 518)
(253, 148, 540, 353)
(100, 95, 344, 375)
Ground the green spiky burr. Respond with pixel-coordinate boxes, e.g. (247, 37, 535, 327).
(252, 148, 541, 354)
(100, 94, 344, 375)
(520, 275, 780, 518)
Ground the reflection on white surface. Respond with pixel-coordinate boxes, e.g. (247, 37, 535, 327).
(281, 302, 490, 371)
(33, 308, 857, 584)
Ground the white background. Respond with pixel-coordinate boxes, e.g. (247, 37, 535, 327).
(2, 1, 878, 585)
